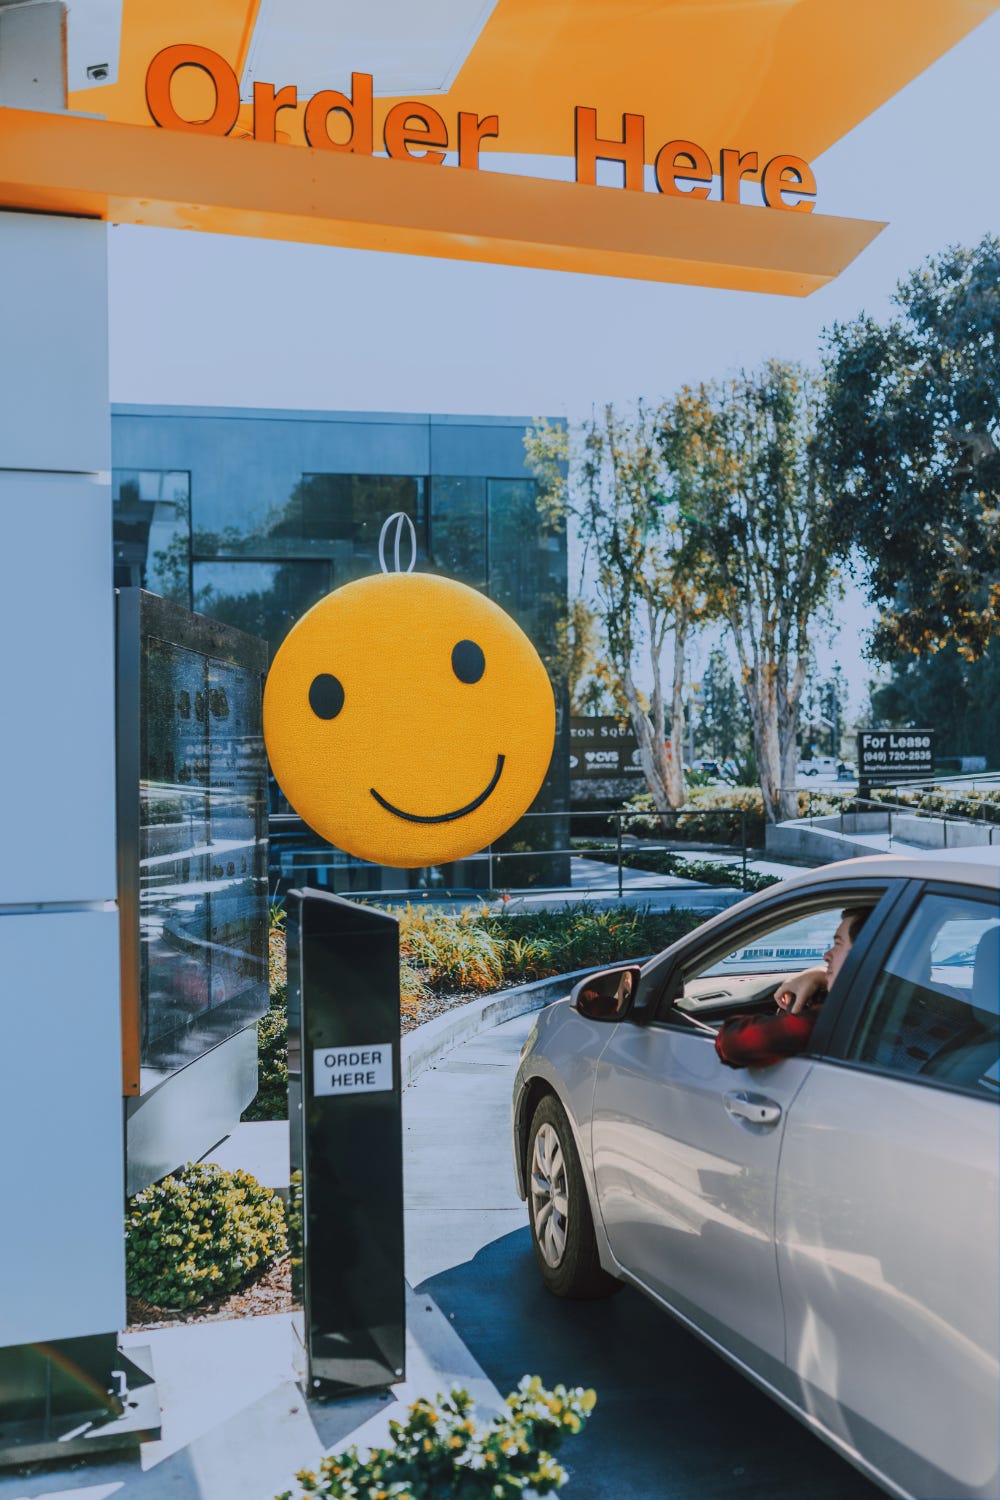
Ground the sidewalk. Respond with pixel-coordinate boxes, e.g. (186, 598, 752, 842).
(2, 998, 880, 1500)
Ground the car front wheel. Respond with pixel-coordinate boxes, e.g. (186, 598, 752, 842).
(527, 1094, 620, 1299)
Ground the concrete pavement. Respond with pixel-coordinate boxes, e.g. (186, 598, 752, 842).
(405, 1013, 882, 1500)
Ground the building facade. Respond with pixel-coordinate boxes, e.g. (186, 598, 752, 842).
(111, 405, 569, 894)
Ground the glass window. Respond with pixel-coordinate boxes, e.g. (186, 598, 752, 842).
(672, 904, 848, 1025)
(113, 469, 191, 605)
(192, 473, 426, 568)
(192, 560, 331, 657)
(430, 476, 487, 586)
(849, 891, 1000, 1099)
(139, 629, 267, 1075)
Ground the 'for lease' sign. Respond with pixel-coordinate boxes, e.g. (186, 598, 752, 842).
(313, 1044, 393, 1097)
(857, 730, 934, 785)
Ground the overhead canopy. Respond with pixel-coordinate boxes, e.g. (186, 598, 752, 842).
(68, 0, 1000, 164)
(0, 0, 995, 292)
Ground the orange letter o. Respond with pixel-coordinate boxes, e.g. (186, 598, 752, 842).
(146, 45, 241, 136)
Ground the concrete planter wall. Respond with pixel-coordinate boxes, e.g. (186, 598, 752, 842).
(766, 810, 999, 863)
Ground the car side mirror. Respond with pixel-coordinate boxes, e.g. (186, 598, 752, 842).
(571, 965, 643, 1022)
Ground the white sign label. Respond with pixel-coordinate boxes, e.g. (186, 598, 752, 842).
(313, 1043, 393, 1097)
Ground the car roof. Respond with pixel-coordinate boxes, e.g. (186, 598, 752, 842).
(769, 847, 1000, 895)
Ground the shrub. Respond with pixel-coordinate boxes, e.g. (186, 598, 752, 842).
(624, 785, 766, 844)
(242, 1001, 289, 1121)
(269, 920, 288, 1007)
(125, 1163, 286, 1309)
(277, 1377, 595, 1500)
(486, 903, 704, 981)
(400, 906, 506, 992)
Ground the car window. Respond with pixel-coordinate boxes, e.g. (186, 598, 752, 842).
(668, 904, 848, 1025)
(848, 891, 1000, 1100)
(698, 911, 841, 978)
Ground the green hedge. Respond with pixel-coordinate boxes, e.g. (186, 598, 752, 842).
(125, 1163, 286, 1309)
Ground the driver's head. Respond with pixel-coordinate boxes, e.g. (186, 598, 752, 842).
(823, 905, 872, 985)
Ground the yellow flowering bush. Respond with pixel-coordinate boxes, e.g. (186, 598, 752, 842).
(125, 1163, 286, 1309)
(277, 1377, 596, 1499)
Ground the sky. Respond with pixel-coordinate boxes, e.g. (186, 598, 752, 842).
(106, 9, 1000, 717)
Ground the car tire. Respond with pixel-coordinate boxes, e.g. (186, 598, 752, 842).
(526, 1094, 620, 1299)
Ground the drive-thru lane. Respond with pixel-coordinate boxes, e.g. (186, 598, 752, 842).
(404, 1012, 882, 1500)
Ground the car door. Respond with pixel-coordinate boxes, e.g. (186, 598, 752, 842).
(590, 883, 896, 1393)
(776, 882, 1000, 1500)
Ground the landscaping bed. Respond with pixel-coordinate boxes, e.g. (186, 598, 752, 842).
(130, 902, 707, 1330)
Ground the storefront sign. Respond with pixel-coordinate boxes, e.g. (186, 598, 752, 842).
(857, 730, 935, 786)
(570, 716, 643, 779)
(145, 46, 816, 212)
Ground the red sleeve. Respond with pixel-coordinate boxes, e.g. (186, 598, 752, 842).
(715, 1007, 819, 1069)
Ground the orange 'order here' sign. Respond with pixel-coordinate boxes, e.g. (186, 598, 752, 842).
(144, 45, 817, 214)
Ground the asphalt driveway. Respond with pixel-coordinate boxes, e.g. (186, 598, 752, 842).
(404, 1012, 882, 1500)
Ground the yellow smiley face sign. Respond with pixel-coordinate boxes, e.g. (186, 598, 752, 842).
(263, 571, 555, 867)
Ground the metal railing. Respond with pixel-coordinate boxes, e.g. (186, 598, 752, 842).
(269, 805, 760, 902)
(794, 783, 1000, 851)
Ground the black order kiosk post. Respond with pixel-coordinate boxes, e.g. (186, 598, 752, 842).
(286, 890, 405, 1397)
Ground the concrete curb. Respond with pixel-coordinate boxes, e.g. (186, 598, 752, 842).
(400, 966, 601, 1085)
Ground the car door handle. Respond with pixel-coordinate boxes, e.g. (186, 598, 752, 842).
(724, 1090, 782, 1127)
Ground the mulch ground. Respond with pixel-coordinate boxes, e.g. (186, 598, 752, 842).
(400, 988, 482, 1032)
(126, 1256, 296, 1332)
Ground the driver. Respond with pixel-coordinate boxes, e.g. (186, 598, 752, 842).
(715, 906, 872, 1068)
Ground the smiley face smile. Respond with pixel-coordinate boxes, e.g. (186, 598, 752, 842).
(370, 754, 505, 824)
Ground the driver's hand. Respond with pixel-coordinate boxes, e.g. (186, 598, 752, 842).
(774, 966, 826, 1015)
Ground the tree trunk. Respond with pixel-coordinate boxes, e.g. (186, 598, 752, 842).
(666, 615, 688, 808)
(622, 670, 675, 817)
(743, 667, 784, 823)
(776, 651, 809, 822)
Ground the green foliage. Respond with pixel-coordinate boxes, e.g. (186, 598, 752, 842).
(485, 903, 704, 978)
(401, 907, 507, 992)
(822, 235, 1000, 660)
(399, 903, 705, 994)
(526, 404, 723, 813)
(659, 361, 841, 822)
(625, 785, 766, 844)
(860, 786, 1000, 823)
(242, 1001, 288, 1121)
(277, 1377, 595, 1500)
(582, 846, 780, 893)
(626, 784, 842, 844)
(870, 643, 1000, 766)
(243, 914, 291, 1120)
(125, 1164, 286, 1309)
(698, 646, 748, 764)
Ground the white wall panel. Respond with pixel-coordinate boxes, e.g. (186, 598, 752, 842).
(0, 469, 117, 903)
(0, 908, 124, 1345)
(0, 212, 110, 474)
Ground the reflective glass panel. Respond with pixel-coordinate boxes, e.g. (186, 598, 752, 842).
(850, 892, 1000, 1097)
(113, 469, 191, 604)
(430, 476, 486, 586)
(192, 559, 331, 656)
(138, 622, 268, 1075)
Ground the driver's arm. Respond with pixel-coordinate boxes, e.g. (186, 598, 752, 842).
(773, 965, 827, 1014)
(715, 1007, 820, 1068)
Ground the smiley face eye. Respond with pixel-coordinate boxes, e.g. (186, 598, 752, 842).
(309, 673, 345, 719)
(452, 640, 485, 684)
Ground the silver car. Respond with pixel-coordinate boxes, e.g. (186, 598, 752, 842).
(512, 851, 999, 1500)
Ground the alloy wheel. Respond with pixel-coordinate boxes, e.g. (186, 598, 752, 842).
(530, 1120, 569, 1267)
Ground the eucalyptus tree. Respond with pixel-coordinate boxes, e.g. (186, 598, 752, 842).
(658, 361, 841, 822)
(525, 405, 719, 812)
